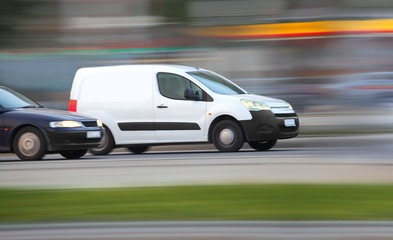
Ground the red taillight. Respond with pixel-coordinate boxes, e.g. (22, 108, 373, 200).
(68, 99, 77, 112)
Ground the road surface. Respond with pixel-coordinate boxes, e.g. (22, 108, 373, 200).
(0, 134, 392, 188)
(2, 221, 393, 240)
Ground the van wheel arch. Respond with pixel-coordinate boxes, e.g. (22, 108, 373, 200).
(208, 115, 246, 143)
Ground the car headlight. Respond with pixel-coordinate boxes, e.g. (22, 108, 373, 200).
(49, 120, 83, 128)
(241, 99, 271, 111)
(97, 120, 103, 127)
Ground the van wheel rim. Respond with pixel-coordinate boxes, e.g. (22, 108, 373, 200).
(18, 133, 40, 156)
(219, 128, 235, 145)
(95, 133, 108, 151)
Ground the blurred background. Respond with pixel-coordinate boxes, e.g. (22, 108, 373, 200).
(0, 0, 393, 133)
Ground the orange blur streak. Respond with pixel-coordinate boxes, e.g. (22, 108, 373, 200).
(191, 19, 393, 38)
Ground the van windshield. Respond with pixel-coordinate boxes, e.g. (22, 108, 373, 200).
(188, 71, 246, 95)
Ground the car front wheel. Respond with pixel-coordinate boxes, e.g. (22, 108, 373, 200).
(248, 139, 277, 151)
(13, 127, 47, 160)
(212, 120, 244, 152)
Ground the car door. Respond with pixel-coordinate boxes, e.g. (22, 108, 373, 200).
(154, 72, 208, 142)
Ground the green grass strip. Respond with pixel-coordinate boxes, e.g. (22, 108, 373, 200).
(1, 184, 393, 223)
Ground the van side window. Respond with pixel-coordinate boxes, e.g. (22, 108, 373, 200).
(157, 72, 203, 100)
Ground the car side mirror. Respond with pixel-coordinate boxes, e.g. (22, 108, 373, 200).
(184, 88, 200, 101)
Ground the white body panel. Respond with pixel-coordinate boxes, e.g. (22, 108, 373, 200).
(71, 66, 156, 144)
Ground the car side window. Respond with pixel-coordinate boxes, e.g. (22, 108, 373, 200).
(157, 72, 203, 100)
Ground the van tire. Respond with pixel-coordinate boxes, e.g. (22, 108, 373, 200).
(13, 127, 47, 160)
(248, 139, 277, 151)
(60, 149, 87, 159)
(128, 146, 149, 154)
(212, 120, 244, 152)
(89, 126, 114, 155)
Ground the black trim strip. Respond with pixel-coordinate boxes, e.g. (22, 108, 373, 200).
(119, 122, 155, 131)
(274, 113, 298, 118)
(118, 122, 201, 131)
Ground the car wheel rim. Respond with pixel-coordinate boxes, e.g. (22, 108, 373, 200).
(18, 133, 40, 156)
(219, 128, 235, 145)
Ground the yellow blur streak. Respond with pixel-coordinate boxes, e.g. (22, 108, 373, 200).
(191, 19, 393, 38)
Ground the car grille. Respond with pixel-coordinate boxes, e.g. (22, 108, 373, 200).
(82, 121, 98, 127)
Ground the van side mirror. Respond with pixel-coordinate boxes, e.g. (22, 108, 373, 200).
(184, 88, 200, 101)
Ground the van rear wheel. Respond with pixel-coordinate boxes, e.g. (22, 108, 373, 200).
(212, 120, 244, 152)
(248, 139, 277, 151)
(128, 146, 149, 154)
(60, 149, 87, 159)
(89, 126, 114, 155)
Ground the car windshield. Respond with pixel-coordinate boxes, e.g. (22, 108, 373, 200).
(0, 87, 41, 109)
(188, 71, 246, 95)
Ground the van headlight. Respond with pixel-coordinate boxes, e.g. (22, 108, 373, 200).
(241, 99, 271, 111)
(49, 120, 83, 128)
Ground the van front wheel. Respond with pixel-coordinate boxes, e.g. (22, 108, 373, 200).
(248, 139, 277, 151)
(212, 120, 244, 152)
(89, 126, 114, 155)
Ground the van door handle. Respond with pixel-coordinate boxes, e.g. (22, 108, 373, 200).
(157, 104, 168, 109)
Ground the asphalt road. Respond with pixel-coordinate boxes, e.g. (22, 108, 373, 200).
(2, 221, 393, 240)
(0, 134, 392, 188)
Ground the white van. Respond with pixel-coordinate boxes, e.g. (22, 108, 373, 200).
(69, 64, 299, 154)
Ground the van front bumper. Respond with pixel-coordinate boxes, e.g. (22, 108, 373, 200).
(240, 111, 299, 142)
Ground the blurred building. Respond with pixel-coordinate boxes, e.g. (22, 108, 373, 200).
(1, 0, 393, 111)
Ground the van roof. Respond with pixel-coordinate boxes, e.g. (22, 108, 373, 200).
(76, 64, 204, 76)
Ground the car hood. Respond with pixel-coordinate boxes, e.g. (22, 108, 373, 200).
(12, 108, 96, 121)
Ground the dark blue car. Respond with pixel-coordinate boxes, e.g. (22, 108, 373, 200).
(0, 86, 103, 160)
